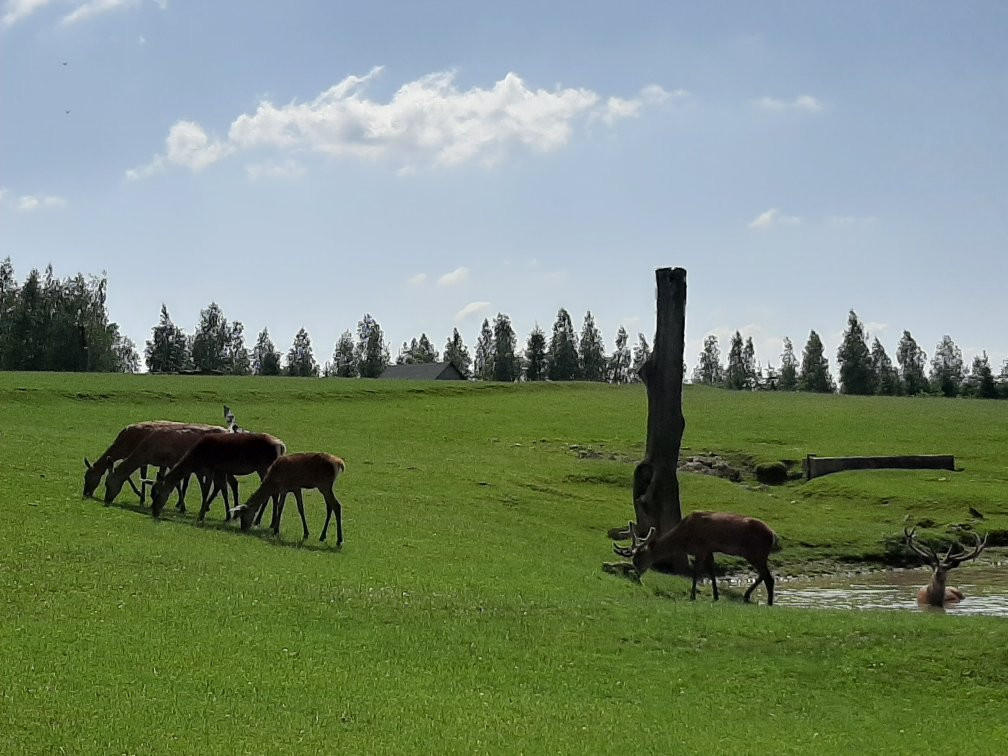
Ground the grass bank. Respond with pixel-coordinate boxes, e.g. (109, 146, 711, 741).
(1, 373, 1005, 753)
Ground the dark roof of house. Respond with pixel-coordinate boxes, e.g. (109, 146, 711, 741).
(378, 362, 466, 380)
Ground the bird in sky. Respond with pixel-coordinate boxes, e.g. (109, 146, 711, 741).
(65, 109, 71, 115)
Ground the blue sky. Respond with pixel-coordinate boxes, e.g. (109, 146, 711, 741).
(2, 1, 1006, 374)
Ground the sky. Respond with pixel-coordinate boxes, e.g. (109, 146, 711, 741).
(2, 1, 1006, 375)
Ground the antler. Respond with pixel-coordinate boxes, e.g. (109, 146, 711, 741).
(612, 522, 656, 558)
(905, 527, 988, 569)
(942, 531, 987, 569)
(904, 526, 941, 566)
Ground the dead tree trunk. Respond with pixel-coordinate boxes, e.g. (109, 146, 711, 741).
(627, 267, 689, 573)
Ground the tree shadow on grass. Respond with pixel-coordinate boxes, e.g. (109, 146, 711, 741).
(98, 496, 343, 553)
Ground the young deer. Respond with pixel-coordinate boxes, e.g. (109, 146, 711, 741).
(904, 527, 987, 607)
(103, 425, 230, 507)
(84, 420, 197, 499)
(229, 453, 346, 544)
(150, 432, 286, 520)
(612, 511, 780, 605)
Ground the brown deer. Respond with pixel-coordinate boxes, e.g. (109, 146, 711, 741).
(150, 432, 286, 520)
(904, 527, 987, 607)
(228, 453, 346, 543)
(611, 511, 780, 605)
(103, 425, 233, 511)
(84, 420, 199, 499)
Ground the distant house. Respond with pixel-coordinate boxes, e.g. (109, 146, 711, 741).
(378, 362, 466, 381)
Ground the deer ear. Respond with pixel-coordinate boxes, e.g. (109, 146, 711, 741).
(84, 457, 92, 469)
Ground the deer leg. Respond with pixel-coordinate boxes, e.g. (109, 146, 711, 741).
(294, 489, 309, 540)
(690, 555, 703, 600)
(175, 468, 188, 512)
(743, 559, 771, 605)
(271, 492, 288, 536)
(319, 486, 342, 544)
(705, 553, 719, 601)
(197, 472, 219, 522)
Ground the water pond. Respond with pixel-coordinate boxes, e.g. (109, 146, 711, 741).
(730, 561, 1008, 617)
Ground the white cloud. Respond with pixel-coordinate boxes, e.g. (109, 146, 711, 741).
(2, 0, 58, 27)
(599, 84, 688, 125)
(129, 68, 675, 177)
(406, 273, 427, 286)
(755, 95, 824, 113)
(62, 0, 139, 26)
(827, 214, 876, 227)
(127, 119, 232, 178)
(454, 301, 491, 324)
(748, 208, 801, 230)
(244, 159, 306, 181)
(437, 266, 470, 287)
(1, 188, 67, 212)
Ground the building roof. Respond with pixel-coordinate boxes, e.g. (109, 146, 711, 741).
(377, 362, 466, 380)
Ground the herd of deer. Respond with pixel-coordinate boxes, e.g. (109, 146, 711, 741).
(82, 412, 988, 609)
(83, 414, 346, 544)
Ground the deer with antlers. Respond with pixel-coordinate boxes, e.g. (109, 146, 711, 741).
(610, 511, 780, 605)
(904, 527, 987, 607)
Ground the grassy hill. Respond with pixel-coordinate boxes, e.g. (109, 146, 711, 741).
(1, 373, 1005, 753)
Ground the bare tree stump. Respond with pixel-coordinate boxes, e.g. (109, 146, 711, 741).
(608, 267, 689, 574)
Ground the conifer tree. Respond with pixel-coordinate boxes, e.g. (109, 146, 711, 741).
(473, 318, 494, 381)
(870, 338, 899, 396)
(837, 310, 875, 395)
(330, 330, 358, 377)
(191, 302, 231, 373)
(252, 327, 281, 376)
(929, 335, 964, 397)
(798, 330, 835, 393)
(963, 351, 997, 398)
(896, 330, 928, 395)
(443, 328, 472, 378)
(523, 325, 548, 381)
(742, 336, 759, 389)
(724, 331, 747, 390)
(631, 333, 651, 381)
(692, 334, 723, 386)
(547, 308, 579, 381)
(607, 326, 632, 384)
(578, 310, 606, 382)
(145, 304, 190, 373)
(492, 313, 519, 382)
(355, 314, 390, 378)
(285, 328, 319, 377)
(779, 337, 798, 390)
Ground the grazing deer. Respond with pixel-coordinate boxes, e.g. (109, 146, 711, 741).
(103, 425, 233, 510)
(84, 420, 198, 499)
(228, 453, 346, 543)
(904, 527, 987, 607)
(612, 511, 781, 605)
(150, 432, 286, 520)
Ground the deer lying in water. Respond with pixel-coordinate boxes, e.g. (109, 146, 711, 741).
(84, 420, 198, 499)
(904, 527, 987, 607)
(103, 424, 233, 511)
(611, 511, 780, 605)
(229, 453, 346, 544)
(150, 432, 286, 520)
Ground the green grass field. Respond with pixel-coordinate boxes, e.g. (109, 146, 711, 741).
(1, 372, 1006, 753)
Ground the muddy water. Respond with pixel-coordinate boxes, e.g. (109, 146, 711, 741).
(731, 562, 1008, 617)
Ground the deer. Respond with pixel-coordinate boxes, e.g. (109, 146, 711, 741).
(904, 527, 987, 607)
(610, 511, 781, 605)
(83, 420, 201, 500)
(150, 432, 286, 521)
(102, 424, 235, 512)
(228, 453, 346, 544)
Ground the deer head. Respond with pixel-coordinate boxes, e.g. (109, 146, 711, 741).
(904, 527, 987, 607)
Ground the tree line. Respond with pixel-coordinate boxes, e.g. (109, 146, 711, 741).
(0, 259, 138, 372)
(3, 259, 1006, 398)
(144, 301, 653, 383)
(692, 310, 1008, 399)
